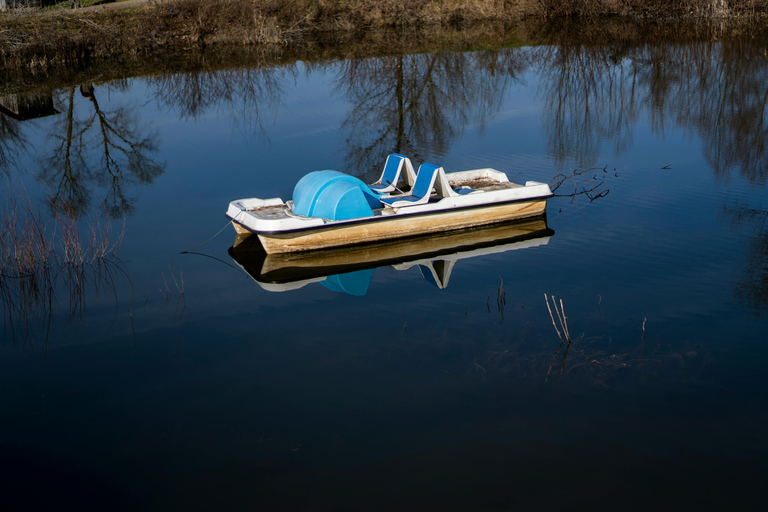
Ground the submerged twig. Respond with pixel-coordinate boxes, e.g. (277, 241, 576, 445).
(549, 166, 610, 203)
(497, 276, 505, 322)
(544, 293, 567, 344)
(544, 293, 574, 384)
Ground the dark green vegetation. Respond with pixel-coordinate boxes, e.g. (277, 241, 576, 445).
(1, 0, 767, 94)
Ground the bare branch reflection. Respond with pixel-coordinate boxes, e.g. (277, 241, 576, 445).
(738, 224, 768, 315)
(0, 115, 24, 176)
(535, 44, 638, 169)
(536, 39, 768, 181)
(656, 43, 768, 185)
(38, 84, 165, 218)
(334, 50, 529, 181)
(148, 66, 288, 140)
(721, 201, 768, 316)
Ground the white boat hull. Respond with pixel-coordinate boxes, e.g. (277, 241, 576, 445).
(245, 198, 547, 253)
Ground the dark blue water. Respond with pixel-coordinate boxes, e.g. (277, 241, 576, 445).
(2, 41, 768, 510)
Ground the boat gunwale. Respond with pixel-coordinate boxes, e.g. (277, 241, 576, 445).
(232, 192, 553, 236)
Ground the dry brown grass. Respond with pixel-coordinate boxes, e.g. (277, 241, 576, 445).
(1, 0, 767, 83)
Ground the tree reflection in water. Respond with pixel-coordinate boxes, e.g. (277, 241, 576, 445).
(534, 36, 768, 312)
(38, 83, 165, 219)
(739, 220, 768, 316)
(334, 38, 766, 182)
(149, 66, 287, 140)
(535, 43, 639, 169)
(654, 42, 768, 185)
(720, 201, 768, 316)
(0, 115, 25, 177)
(536, 39, 768, 178)
(333, 50, 529, 181)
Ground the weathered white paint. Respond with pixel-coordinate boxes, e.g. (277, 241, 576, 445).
(254, 199, 547, 253)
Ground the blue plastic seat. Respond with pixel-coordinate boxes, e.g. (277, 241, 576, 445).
(370, 153, 414, 194)
(380, 163, 442, 208)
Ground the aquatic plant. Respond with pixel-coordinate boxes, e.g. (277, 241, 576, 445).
(0, 189, 126, 346)
(158, 264, 189, 319)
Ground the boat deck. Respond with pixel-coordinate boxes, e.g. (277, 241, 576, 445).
(250, 205, 291, 219)
(448, 177, 523, 191)
(244, 178, 525, 222)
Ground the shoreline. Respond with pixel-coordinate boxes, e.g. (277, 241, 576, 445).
(1, 0, 767, 93)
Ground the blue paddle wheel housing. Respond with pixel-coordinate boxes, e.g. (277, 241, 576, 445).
(292, 170, 381, 221)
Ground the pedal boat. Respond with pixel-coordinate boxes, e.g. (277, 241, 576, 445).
(226, 154, 552, 254)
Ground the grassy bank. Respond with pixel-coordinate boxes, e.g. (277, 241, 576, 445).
(1, 0, 767, 87)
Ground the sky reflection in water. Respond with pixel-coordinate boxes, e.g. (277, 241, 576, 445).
(1, 40, 768, 510)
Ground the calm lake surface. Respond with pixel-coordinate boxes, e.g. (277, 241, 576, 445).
(2, 36, 768, 510)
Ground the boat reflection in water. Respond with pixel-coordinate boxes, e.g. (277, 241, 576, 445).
(229, 217, 554, 296)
